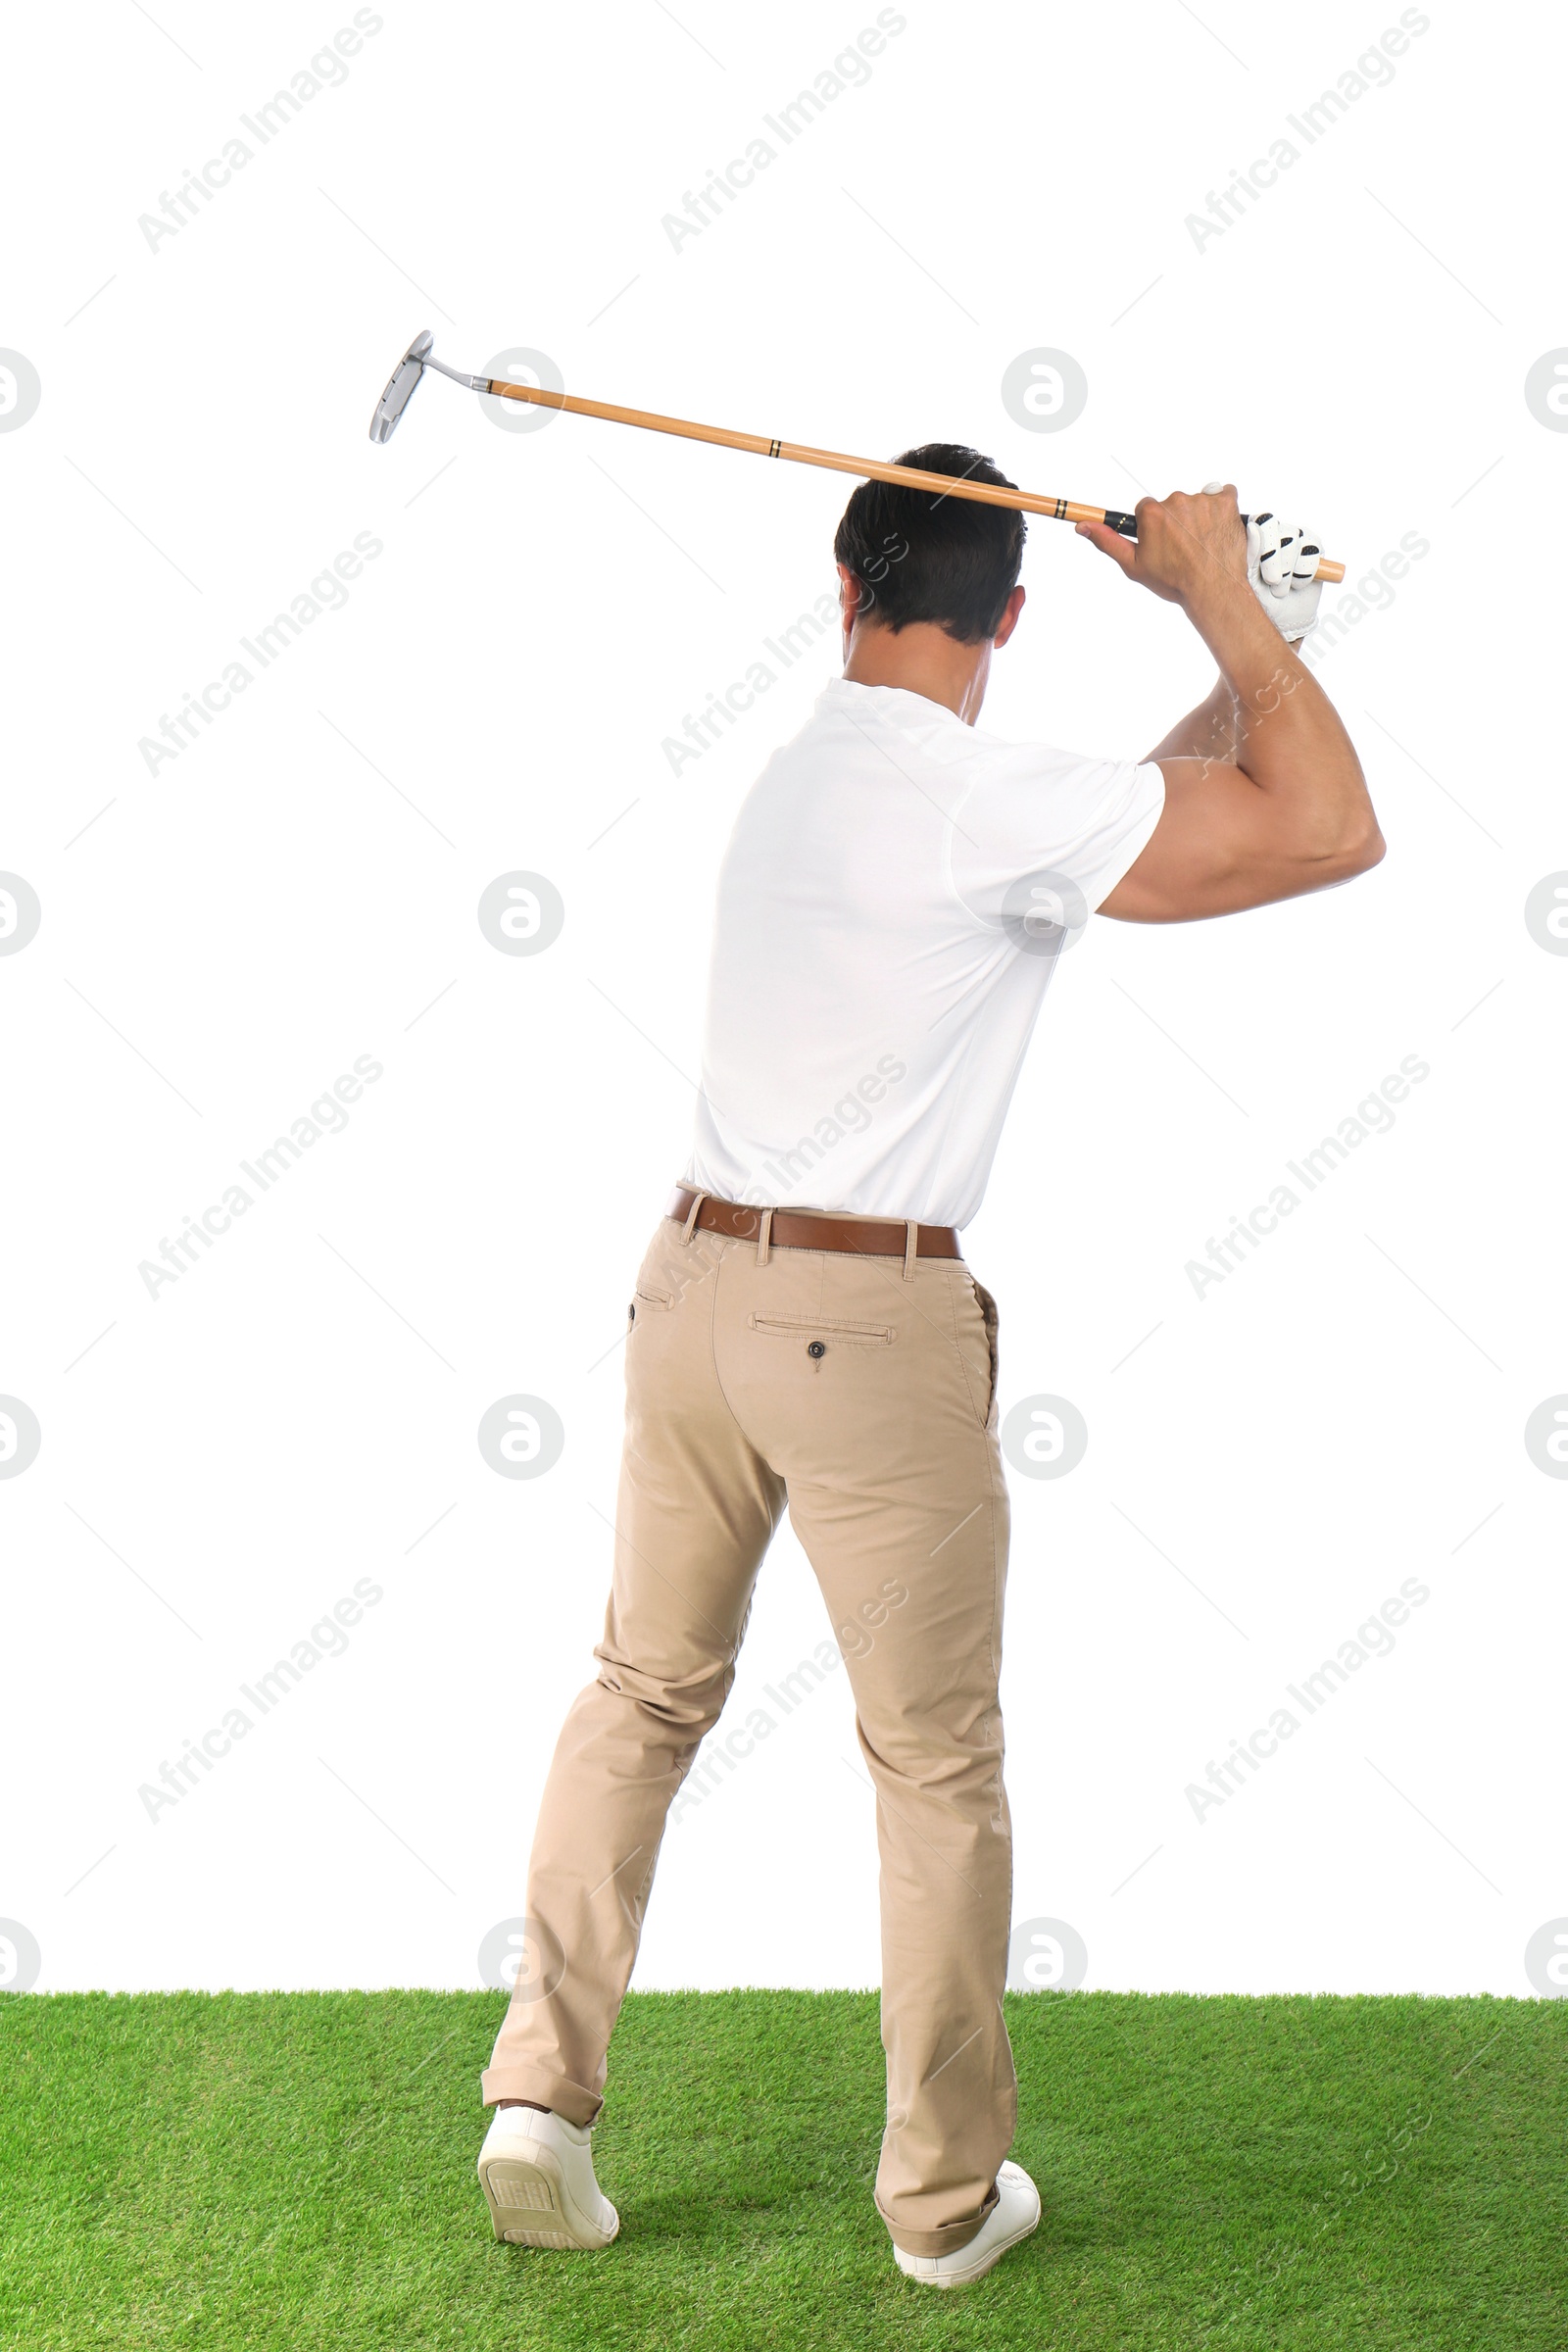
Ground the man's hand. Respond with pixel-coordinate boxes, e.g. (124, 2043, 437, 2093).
(1075, 484, 1249, 612)
(1077, 482, 1326, 642)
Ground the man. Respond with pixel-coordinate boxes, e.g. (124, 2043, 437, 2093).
(475, 460, 1383, 2286)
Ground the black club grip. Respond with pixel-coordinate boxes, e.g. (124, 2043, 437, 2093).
(1101, 507, 1252, 543)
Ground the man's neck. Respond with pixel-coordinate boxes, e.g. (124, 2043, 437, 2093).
(841, 618, 992, 725)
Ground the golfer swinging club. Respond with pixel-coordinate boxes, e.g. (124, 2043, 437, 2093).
(474, 463, 1384, 2286)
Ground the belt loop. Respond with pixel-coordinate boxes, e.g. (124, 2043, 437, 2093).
(757, 1206, 773, 1268)
(680, 1190, 707, 1246)
(903, 1220, 918, 1282)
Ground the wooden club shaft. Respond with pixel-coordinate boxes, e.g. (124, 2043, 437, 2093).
(484, 378, 1347, 586)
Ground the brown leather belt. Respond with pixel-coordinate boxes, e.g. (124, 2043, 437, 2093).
(665, 1185, 962, 1262)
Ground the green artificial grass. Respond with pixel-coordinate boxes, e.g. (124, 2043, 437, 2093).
(1, 1988, 1562, 2349)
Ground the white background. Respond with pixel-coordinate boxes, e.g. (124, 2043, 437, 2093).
(4, 0, 1564, 2006)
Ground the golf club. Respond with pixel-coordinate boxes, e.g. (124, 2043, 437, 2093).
(368, 329, 1348, 584)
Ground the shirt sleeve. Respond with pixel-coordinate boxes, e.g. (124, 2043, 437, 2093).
(947, 746, 1166, 927)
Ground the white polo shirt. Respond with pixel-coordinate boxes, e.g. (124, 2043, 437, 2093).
(685, 676, 1164, 1229)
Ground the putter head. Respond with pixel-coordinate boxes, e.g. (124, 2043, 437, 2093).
(368, 329, 434, 444)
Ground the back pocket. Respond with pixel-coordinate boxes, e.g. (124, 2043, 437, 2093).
(748, 1312, 894, 1347)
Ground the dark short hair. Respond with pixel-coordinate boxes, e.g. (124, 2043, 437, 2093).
(832, 443, 1026, 643)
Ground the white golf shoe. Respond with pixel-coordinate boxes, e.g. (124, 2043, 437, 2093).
(477, 2105, 619, 2249)
(893, 2158, 1040, 2288)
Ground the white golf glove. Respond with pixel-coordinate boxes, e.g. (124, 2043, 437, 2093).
(1201, 482, 1324, 641)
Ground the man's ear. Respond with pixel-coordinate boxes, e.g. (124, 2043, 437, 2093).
(838, 561, 869, 652)
(992, 583, 1027, 649)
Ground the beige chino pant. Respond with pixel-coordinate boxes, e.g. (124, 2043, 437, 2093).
(481, 1205, 1017, 2257)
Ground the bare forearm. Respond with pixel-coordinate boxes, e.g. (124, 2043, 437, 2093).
(1186, 583, 1379, 859)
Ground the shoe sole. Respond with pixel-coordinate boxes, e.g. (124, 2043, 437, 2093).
(477, 2144, 619, 2250)
(900, 2202, 1040, 2289)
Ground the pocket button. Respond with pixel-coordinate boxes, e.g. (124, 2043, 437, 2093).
(808, 1341, 826, 1359)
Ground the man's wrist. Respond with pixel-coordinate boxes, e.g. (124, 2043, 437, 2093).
(1185, 580, 1311, 712)
(1183, 575, 1267, 650)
